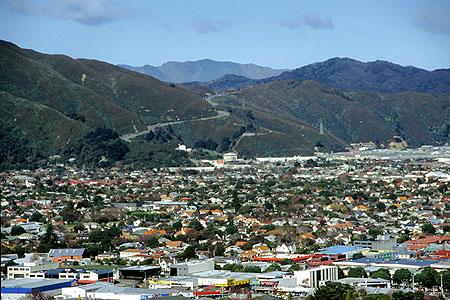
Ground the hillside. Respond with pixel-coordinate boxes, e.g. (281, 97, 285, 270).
(118, 59, 288, 83)
(271, 58, 450, 95)
(214, 80, 450, 147)
(0, 40, 215, 167)
(1, 41, 448, 168)
(186, 58, 450, 95)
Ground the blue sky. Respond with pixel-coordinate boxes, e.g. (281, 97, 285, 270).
(1, 0, 449, 70)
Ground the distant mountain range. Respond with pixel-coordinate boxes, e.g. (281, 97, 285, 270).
(185, 58, 450, 95)
(118, 59, 288, 83)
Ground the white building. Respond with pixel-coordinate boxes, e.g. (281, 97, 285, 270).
(170, 260, 214, 276)
(7, 259, 59, 279)
(223, 152, 238, 162)
(294, 266, 339, 288)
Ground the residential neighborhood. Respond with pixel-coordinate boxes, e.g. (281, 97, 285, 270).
(2, 146, 450, 299)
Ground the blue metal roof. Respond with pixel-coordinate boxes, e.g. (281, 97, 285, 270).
(380, 259, 438, 266)
(317, 245, 366, 255)
(349, 257, 384, 264)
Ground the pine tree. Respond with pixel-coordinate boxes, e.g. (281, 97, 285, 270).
(38, 223, 59, 253)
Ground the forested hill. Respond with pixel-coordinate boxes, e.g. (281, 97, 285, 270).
(184, 58, 450, 95)
(0, 40, 215, 168)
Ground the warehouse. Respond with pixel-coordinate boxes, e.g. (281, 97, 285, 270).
(1, 278, 77, 300)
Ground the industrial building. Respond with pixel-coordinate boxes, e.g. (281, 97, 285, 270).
(1, 278, 77, 300)
(169, 260, 214, 276)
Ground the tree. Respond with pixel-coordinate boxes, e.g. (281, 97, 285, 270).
(371, 268, 390, 280)
(397, 233, 410, 244)
(172, 220, 182, 231)
(179, 246, 196, 260)
(60, 202, 82, 223)
(288, 264, 303, 271)
(348, 267, 367, 278)
(30, 211, 43, 222)
(368, 228, 382, 239)
(392, 268, 411, 284)
(414, 267, 438, 288)
(307, 282, 357, 300)
(38, 223, 59, 253)
(146, 236, 160, 248)
(223, 263, 243, 272)
(440, 269, 450, 291)
(352, 252, 364, 259)
(10, 225, 26, 236)
(443, 225, 450, 233)
(264, 263, 282, 272)
(214, 243, 225, 256)
(225, 223, 238, 235)
(363, 295, 390, 300)
(421, 223, 436, 235)
(391, 290, 425, 300)
(188, 219, 204, 231)
(73, 223, 86, 233)
(375, 202, 386, 211)
(243, 265, 261, 273)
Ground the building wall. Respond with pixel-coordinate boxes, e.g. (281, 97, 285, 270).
(294, 266, 338, 288)
(187, 260, 214, 274)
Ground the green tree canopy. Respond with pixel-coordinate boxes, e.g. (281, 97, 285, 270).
(10, 225, 26, 236)
(30, 211, 43, 222)
(306, 281, 357, 300)
(352, 252, 364, 259)
(264, 263, 282, 272)
(421, 223, 436, 235)
(38, 223, 59, 253)
(178, 245, 196, 260)
(188, 219, 204, 231)
(348, 266, 367, 278)
(391, 290, 425, 300)
(392, 268, 411, 284)
(414, 267, 438, 288)
(363, 294, 390, 300)
(371, 268, 390, 280)
(60, 202, 82, 223)
(243, 265, 261, 273)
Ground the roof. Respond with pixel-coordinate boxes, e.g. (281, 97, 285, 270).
(317, 245, 366, 255)
(1, 278, 75, 289)
(118, 265, 161, 271)
(48, 248, 85, 257)
(348, 257, 385, 264)
(120, 248, 146, 253)
(378, 259, 438, 267)
(166, 241, 183, 247)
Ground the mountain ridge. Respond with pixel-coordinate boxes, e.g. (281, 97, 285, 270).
(118, 59, 288, 83)
(184, 57, 450, 95)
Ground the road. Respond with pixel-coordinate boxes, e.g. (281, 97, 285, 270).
(119, 101, 229, 142)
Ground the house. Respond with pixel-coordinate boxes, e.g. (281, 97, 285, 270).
(240, 250, 258, 260)
(119, 249, 149, 259)
(166, 241, 184, 249)
(95, 252, 119, 261)
(48, 248, 86, 263)
(276, 243, 297, 254)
